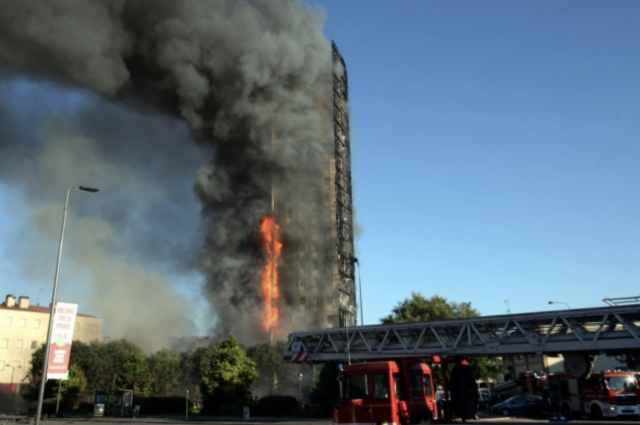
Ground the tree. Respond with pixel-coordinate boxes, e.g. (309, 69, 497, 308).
(382, 293, 507, 383)
(309, 363, 341, 417)
(147, 349, 181, 396)
(177, 344, 216, 399)
(246, 341, 286, 396)
(20, 343, 51, 403)
(381, 293, 478, 324)
(71, 339, 152, 396)
(20, 344, 88, 411)
(59, 364, 88, 404)
(200, 334, 258, 414)
(115, 349, 152, 395)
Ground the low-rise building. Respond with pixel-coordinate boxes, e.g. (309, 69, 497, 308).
(0, 294, 103, 394)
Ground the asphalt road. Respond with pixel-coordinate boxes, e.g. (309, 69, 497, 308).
(3, 416, 640, 425)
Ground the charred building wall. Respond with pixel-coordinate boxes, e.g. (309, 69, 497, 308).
(277, 42, 356, 332)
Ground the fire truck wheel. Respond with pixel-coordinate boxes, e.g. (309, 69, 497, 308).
(449, 364, 478, 420)
(590, 404, 602, 419)
(562, 353, 595, 378)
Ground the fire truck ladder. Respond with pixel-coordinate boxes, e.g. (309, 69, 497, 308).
(283, 304, 640, 363)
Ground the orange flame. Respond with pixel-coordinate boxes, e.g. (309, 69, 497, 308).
(260, 216, 282, 335)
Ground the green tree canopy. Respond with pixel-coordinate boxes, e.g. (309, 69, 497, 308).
(147, 349, 181, 396)
(382, 293, 507, 382)
(382, 293, 478, 323)
(246, 341, 286, 396)
(200, 334, 259, 414)
(309, 363, 341, 417)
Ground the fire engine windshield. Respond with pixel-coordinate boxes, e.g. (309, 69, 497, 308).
(605, 376, 638, 391)
(344, 374, 369, 399)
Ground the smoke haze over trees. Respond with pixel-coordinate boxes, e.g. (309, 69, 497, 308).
(0, 0, 335, 348)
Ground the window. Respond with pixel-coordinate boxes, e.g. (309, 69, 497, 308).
(92, 324, 98, 333)
(424, 374, 433, 398)
(31, 340, 38, 349)
(18, 318, 26, 328)
(16, 339, 23, 349)
(606, 376, 638, 391)
(33, 319, 41, 329)
(299, 279, 306, 288)
(394, 373, 406, 400)
(584, 376, 603, 390)
(299, 297, 306, 305)
(373, 373, 390, 399)
(86, 323, 92, 332)
(344, 374, 369, 400)
(0, 339, 8, 348)
(410, 371, 423, 394)
(312, 260, 319, 269)
(4, 317, 11, 327)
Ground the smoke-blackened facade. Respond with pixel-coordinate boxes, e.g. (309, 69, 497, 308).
(0, 0, 356, 345)
(278, 42, 357, 332)
(331, 42, 357, 327)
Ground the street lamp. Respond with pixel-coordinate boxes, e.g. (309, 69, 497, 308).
(351, 257, 363, 326)
(298, 373, 303, 403)
(35, 185, 98, 425)
(9, 365, 22, 413)
(548, 301, 571, 309)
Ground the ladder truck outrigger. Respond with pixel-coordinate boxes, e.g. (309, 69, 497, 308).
(283, 302, 640, 423)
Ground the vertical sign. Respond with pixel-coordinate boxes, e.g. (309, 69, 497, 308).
(46, 302, 78, 380)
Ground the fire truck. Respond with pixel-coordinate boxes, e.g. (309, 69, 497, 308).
(336, 360, 441, 424)
(283, 301, 640, 424)
(548, 371, 640, 419)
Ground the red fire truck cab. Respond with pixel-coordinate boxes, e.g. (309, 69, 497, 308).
(548, 371, 640, 419)
(335, 360, 439, 425)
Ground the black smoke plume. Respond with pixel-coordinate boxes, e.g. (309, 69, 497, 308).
(0, 0, 333, 347)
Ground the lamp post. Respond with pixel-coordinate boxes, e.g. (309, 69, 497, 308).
(298, 373, 303, 404)
(548, 301, 571, 309)
(9, 365, 22, 413)
(351, 257, 363, 326)
(35, 185, 98, 425)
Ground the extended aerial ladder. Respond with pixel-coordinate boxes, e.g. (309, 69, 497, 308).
(283, 303, 640, 377)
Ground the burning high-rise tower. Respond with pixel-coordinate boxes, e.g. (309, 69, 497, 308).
(274, 42, 357, 332)
(0, 0, 355, 344)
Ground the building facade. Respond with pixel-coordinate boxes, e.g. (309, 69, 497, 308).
(277, 42, 357, 333)
(0, 294, 103, 394)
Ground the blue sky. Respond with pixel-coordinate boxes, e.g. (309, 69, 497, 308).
(314, 0, 640, 322)
(1, 1, 639, 333)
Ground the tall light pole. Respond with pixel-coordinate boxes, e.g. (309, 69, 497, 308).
(9, 365, 22, 413)
(352, 257, 363, 326)
(298, 373, 303, 404)
(35, 185, 98, 425)
(548, 301, 571, 309)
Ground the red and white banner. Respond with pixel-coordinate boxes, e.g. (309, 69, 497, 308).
(46, 302, 78, 380)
